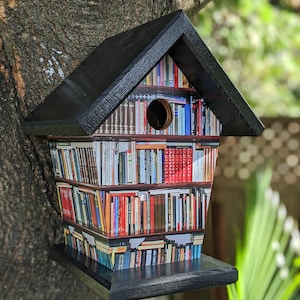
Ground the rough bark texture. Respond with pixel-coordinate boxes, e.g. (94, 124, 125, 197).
(0, 0, 209, 299)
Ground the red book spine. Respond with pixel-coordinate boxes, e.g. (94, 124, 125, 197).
(187, 147, 193, 183)
(89, 193, 98, 228)
(178, 148, 184, 182)
(143, 200, 147, 234)
(173, 62, 178, 88)
(154, 195, 160, 232)
(125, 196, 129, 235)
(112, 197, 116, 237)
(173, 148, 177, 183)
(164, 148, 170, 183)
(160, 194, 165, 232)
(169, 148, 175, 183)
(118, 196, 124, 236)
(181, 148, 186, 183)
(131, 195, 135, 234)
(60, 186, 75, 222)
(123, 196, 127, 236)
(150, 195, 155, 233)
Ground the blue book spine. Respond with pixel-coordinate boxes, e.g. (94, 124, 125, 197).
(95, 199, 101, 229)
(123, 250, 131, 269)
(185, 102, 191, 135)
(85, 193, 92, 227)
(97, 249, 113, 270)
(156, 63, 160, 86)
(198, 245, 202, 259)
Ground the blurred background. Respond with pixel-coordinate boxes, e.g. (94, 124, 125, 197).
(152, 1, 300, 299)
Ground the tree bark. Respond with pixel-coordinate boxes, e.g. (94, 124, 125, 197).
(0, 0, 209, 299)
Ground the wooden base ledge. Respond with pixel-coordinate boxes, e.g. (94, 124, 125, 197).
(50, 244, 238, 300)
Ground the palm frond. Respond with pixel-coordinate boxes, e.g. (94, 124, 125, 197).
(227, 167, 300, 300)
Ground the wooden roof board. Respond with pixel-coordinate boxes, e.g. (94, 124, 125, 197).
(21, 10, 264, 137)
(169, 37, 263, 136)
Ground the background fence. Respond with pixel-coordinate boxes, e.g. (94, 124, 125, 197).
(183, 117, 300, 300)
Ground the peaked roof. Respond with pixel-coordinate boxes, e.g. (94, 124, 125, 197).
(22, 10, 264, 136)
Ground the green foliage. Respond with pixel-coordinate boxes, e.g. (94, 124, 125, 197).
(195, 0, 300, 117)
(227, 168, 300, 299)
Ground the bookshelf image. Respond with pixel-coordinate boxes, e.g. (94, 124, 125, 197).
(49, 58, 219, 271)
(22, 10, 264, 300)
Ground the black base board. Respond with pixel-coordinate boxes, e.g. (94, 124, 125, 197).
(50, 244, 237, 300)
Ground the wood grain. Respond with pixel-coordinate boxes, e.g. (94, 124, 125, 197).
(51, 244, 238, 300)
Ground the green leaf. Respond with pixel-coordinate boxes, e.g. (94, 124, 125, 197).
(227, 167, 300, 299)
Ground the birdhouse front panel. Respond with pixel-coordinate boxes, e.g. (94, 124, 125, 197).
(22, 10, 263, 274)
(49, 54, 222, 271)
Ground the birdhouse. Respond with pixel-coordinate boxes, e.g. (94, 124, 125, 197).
(22, 9, 263, 297)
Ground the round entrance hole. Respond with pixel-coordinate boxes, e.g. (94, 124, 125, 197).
(146, 99, 173, 130)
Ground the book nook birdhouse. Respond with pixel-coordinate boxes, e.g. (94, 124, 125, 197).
(22, 10, 264, 299)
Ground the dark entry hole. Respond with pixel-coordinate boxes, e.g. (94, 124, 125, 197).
(146, 99, 173, 130)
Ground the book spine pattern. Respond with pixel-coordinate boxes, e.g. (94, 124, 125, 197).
(49, 142, 98, 185)
(93, 54, 222, 136)
(57, 185, 211, 237)
(50, 141, 218, 186)
(63, 224, 204, 271)
(50, 53, 222, 272)
(141, 54, 189, 88)
(94, 96, 222, 136)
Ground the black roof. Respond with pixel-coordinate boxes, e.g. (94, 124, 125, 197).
(21, 10, 264, 136)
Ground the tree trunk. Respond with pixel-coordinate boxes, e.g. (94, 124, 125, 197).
(0, 1, 209, 298)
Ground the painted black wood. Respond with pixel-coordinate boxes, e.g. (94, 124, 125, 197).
(21, 10, 264, 137)
(50, 244, 238, 300)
